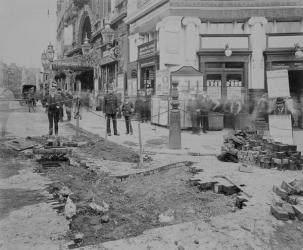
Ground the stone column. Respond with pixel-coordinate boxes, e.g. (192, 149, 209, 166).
(248, 17, 268, 90)
(181, 17, 201, 68)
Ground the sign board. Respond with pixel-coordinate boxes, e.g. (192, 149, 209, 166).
(156, 69, 170, 95)
(266, 70, 290, 98)
(138, 40, 157, 59)
(268, 114, 293, 144)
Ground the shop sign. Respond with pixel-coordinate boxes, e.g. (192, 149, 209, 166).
(266, 70, 290, 98)
(269, 114, 293, 144)
(138, 40, 157, 59)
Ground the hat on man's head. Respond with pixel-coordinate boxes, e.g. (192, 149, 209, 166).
(276, 97, 285, 104)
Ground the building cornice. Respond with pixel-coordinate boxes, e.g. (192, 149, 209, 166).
(125, 0, 169, 24)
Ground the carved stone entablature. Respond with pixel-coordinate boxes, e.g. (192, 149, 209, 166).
(248, 17, 268, 27)
(181, 17, 201, 27)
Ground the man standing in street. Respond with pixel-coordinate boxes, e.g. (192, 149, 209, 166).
(46, 85, 61, 136)
(65, 90, 73, 121)
(122, 95, 134, 135)
(197, 93, 209, 134)
(104, 86, 119, 136)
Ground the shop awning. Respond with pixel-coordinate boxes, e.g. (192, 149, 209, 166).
(52, 56, 93, 71)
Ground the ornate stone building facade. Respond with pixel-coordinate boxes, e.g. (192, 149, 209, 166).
(55, 0, 129, 103)
(125, 0, 303, 127)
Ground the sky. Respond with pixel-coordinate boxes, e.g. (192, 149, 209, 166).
(0, 0, 57, 69)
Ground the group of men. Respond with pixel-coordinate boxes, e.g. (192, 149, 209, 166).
(44, 84, 74, 136)
(104, 89, 134, 136)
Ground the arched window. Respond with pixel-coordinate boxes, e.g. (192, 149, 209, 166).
(81, 16, 92, 44)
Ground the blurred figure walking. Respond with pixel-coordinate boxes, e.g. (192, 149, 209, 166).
(122, 95, 134, 135)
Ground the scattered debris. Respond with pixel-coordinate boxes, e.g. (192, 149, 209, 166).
(5, 138, 37, 151)
(159, 208, 175, 223)
(271, 179, 303, 221)
(238, 164, 253, 173)
(89, 201, 109, 213)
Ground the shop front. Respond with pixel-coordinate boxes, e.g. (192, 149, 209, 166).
(264, 33, 303, 128)
(138, 40, 159, 97)
(137, 40, 159, 121)
(198, 49, 251, 128)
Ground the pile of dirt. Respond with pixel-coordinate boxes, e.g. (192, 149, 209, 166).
(40, 163, 236, 247)
(80, 139, 139, 163)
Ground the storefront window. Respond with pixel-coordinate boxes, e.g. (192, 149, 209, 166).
(141, 66, 155, 95)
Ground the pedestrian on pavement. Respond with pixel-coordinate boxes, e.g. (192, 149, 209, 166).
(104, 86, 119, 136)
(197, 93, 209, 134)
(122, 95, 134, 135)
(135, 92, 144, 122)
(45, 85, 61, 136)
(187, 97, 199, 134)
(28, 87, 36, 112)
(65, 90, 73, 121)
(57, 88, 65, 122)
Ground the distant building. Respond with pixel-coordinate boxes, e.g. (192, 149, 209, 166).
(55, 0, 128, 102)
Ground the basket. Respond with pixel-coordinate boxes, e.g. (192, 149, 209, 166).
(208, 112, 224, 131)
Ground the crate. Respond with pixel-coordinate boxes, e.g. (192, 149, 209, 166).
(208, 112, 224, 131)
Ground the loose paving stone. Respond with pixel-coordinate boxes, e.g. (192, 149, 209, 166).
(292, 205, 303, 221)
(273, 186, 288, 200)
(281, 181, 296, 195)
(271, 205, 290, 221)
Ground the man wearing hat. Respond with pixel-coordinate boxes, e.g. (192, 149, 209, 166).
(122, 95, 134, 135)
(104, 84, 119, 136)
(271, 97, 294, 125)
(45, 84, 61, 136)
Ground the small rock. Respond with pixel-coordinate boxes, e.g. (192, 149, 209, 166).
(177, 245, 185, 250)
(64, 197, 76, 219)
(159, 208, 174, 223)
(73, 232, 84, 244)
(174, 241, 178, 246)
(101, 215, 110, 223)
(194, 239, 199, 244)
(89, 201, 109, 213)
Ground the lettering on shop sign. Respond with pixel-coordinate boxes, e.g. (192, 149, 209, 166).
(138, 41, 157, 59)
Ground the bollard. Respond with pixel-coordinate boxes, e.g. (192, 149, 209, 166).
(169, 81, 181, 149)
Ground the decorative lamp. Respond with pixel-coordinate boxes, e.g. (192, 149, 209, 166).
(41, 51, 48, 68)
(82, 33, 91, 55)
(294, 43, 303, 58)
(224, 44, 232, 57)
(101, 18, 115, 45)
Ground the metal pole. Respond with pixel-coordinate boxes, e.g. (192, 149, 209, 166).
(138, 122, 143, 167)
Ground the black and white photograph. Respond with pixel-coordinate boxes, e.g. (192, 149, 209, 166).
(1, 0, 303, 249)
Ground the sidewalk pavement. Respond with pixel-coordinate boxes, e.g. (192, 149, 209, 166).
(70, 110, 227, 156)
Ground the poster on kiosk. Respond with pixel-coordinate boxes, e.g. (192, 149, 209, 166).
(266, 70, 293, 145)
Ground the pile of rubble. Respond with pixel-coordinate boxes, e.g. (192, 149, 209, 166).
(271, 179, 303, 221)
(219, 129, 302, 170)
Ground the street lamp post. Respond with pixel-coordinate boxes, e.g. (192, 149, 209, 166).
(41, 42, 55, 96)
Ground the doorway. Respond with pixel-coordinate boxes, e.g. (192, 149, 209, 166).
(288, 70, 303, 128)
